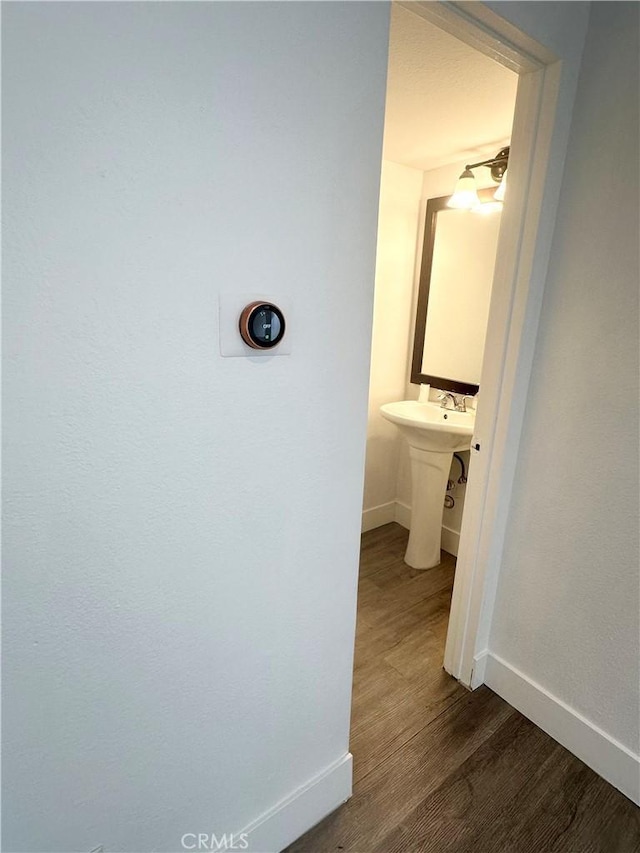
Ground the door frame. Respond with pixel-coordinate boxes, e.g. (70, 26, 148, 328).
(396, 2, 585, 688)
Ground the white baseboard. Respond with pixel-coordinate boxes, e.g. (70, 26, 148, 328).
(484, 653, 640, 805)
(239, 753, 352, 852)
(470, 649, 488, 689)
(394, 500, 411, 530)
(441, 525, 460, 557)
(361, 501, 396, 533)
(361, 500, 411, 532)
(361, 501, 459, 558)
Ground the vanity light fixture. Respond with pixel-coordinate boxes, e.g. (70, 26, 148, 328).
(494, 167, 507, 201)
(447, 169, 479, 210)
(447, 146, 510, 211)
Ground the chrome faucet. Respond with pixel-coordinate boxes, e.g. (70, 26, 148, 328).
(438, 392, 458, 410)
(438, 392, 472, 413)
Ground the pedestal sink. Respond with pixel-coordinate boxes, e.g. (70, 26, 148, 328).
(380, 400, 475, 569)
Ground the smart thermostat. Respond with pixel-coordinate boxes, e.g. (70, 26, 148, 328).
(238, 302, 286, 349)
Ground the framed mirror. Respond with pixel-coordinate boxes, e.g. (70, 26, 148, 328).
(410, 188, 502, 395)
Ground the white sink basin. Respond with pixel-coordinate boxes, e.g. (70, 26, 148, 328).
(380, 400, 474, 453)
(380, 399, 476, 569)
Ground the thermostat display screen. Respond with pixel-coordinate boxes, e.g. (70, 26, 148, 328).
(239, 301, 286, 349)
(251, 308, 281, 344)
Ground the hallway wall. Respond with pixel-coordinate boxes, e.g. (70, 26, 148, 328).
(2, 4, 390, 851)
(489, 0, 639, 775)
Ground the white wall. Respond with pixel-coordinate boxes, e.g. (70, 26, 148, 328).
(489, 0, 639, 757)
(362, 160, 422, 525)
(483, 1, 589, 59)
(2, 4, 390, 851)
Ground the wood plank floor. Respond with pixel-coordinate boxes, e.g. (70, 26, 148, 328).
(286, 523, 640, 853)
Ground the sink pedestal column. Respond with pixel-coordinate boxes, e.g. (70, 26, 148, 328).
(405, 447, 452, 570)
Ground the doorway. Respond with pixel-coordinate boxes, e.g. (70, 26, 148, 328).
(360, 0, 569, 691)
(362, 4, 518, 704)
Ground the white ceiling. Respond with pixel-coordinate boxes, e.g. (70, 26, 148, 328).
(382, 4, 518, 172)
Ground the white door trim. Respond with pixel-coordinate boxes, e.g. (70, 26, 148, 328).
(400, 3, 586, 687)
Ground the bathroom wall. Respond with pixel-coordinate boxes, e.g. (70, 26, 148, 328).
(488, 0, 640, 771)
(362, 159, 423, 531)
(2, 3, 390, 851)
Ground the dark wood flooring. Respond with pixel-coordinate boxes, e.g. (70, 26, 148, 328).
(286, 523, 640, 853)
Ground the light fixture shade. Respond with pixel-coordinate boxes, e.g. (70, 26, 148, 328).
(447, 169, 479, 210)
(494, 168, 507, 202)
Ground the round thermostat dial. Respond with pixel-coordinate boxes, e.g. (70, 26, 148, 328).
(239, 302, 286, 349)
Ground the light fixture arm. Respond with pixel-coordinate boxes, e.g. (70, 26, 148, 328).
(465, 146, 509, 182)
(447, 145, 510, 211)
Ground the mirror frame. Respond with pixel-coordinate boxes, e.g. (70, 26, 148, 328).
(410, 187, 499, 395)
